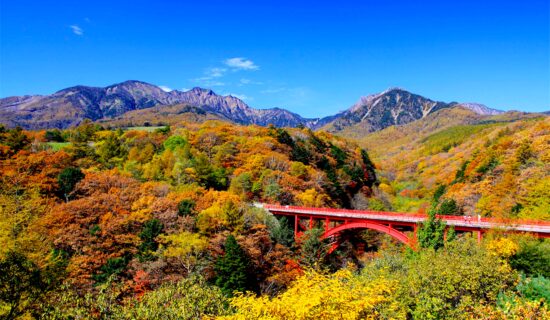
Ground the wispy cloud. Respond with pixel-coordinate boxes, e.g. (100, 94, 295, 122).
(207, 67, 227, 78)
(159, 85, 172, 92)
(192, 57, 258, 88)
(192, 67, 228, 86)
(70, 25, 83, 36)
(224, 57, 259, 70)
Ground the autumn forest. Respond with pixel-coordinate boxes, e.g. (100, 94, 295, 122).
(0, 113, 549, 319)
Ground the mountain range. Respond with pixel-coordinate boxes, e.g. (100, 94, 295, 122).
(0, 80, 514, 132)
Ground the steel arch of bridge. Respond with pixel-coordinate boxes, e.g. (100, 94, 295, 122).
(323, 222, 411, 246)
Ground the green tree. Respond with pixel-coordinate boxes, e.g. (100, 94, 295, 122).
(96, 132, 126, 167)
(163, 135, 187, 151)
(515, 274, 550, 302)
(92, 256, 129, 284)
(438, 198, 462, 215)
(215, 235, 253, 296)
(138, 219, 164, 262)
(433, 184, 446, 203)
(155, 125, 171, 135)
(417, 206, 448, 250)
(192, 153, 227, 190)
(510, 238, 550, 277)
(0, 250, 64, 319)
(57, 167, 84, 202)
(44, 129, 65, 142)
(452, 161, 470, 184)
(270, 217, 295, 247)
(177, 199, 196, 217)
(298, 228, 329, 269)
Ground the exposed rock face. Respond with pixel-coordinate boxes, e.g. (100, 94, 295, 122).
(317, 88, 450, 132)
(171, 88, 311, 127)
(0, 81, 313, 129)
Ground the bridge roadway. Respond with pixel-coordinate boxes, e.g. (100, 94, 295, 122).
(260, 204, 550, 238)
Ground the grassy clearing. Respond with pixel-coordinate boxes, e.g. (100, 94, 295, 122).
(122, 126, 167, 132)
(45, 142, 72, 151)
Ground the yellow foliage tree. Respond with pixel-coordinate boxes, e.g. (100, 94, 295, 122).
(219, 268, 403, 320)
(296, 188, 328, 207)
(158, 231, 209, 274)
(486, 237, 519, 259)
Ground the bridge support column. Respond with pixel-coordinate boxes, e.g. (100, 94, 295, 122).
(477, 230, 483, 243)
(309, 216, 313, 230)
(294, 215, 298, 238)
(325, 218, 329, 233)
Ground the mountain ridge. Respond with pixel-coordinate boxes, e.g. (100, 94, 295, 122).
(0, 80, 520, 131)
(0, 80, 315, 129)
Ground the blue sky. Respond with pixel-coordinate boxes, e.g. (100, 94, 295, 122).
(1, 0, 548, 116)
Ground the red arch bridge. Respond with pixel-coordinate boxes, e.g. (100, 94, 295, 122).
(258, 204, 550, 252)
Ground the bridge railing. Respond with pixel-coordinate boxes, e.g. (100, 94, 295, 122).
(261, 204, 550, 227)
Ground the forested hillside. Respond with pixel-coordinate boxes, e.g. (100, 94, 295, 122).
(353, 111, 550, 220)
(0, 119, 548, 319)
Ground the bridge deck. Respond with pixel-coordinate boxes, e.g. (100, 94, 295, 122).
(261, 204, 550, 235)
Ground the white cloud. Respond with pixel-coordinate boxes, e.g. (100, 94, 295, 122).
(192, 67, 228, 87)
(181, 88, 190, 92)
(70, 25, 83, 36)
(208, 67, 226, 78)
(191, 58, 258, 88)
(224, 57, 259, 70)
(159, 85, 172, 92)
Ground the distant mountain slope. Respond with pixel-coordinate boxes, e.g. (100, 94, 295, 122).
(317, 88, 453, 133)
(343, 106, 485, 157)
(316, 89, 507, 134)
(0, 81, 313, 129)
(360, 116, 550, 219)
(341, 106, 546, 160)
(457, 103, 503, 116)
(98, 104, 234, 128)
(0, 81, 524, 132)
